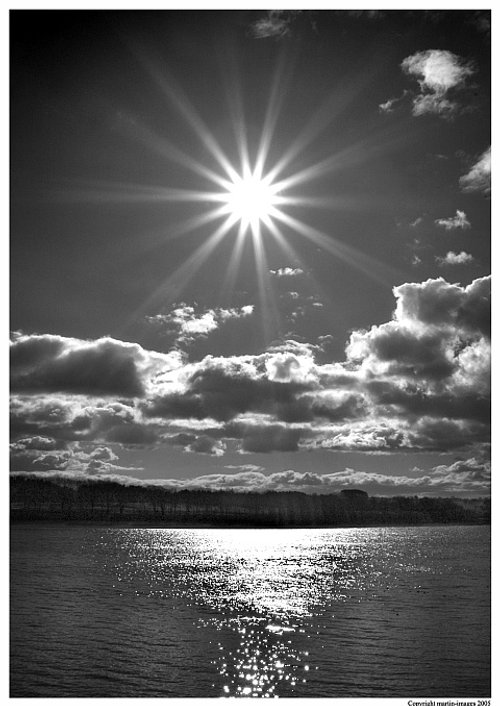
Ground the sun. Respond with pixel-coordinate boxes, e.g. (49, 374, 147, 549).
(221, 168, 280, 234)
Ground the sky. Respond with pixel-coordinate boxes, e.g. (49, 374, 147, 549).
(10, 9, 491, 497)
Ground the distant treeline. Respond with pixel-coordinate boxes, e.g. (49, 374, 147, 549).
(10, 475, 490, 527)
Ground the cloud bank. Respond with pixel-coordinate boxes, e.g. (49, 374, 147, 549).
(10, 275, 490, 493)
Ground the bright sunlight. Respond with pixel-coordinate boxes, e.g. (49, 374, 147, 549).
(222, 169, 280, 233)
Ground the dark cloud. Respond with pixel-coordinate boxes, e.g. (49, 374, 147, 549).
(104, 423, 158, 446)
(236, 423, 301, 453)
(143, 354, 314, 423)
(10, 396, 81, 439)
(10, 443, 72, 474)
(10, 440, 142, 477)
(164, 431, 225, 456)
(11, 335, 148, 397)
(394, 276, 490, 337)
(408, 417, 488, 451)
(188, 435, 226, 456)
(9, 275, 490, 460)
(367, 381, 490, 425)
(358, 325, 455, 379)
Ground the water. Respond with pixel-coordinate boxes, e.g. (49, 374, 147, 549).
(10, 524, 490, 697)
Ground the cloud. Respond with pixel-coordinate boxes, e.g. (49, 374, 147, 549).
(165, 431, 225, 456)
(10, 439, 142, 477)
(10, 435, 62, 451)
(10, 333, 181, 398)
(10, 276, 490, 461)
(66, 456, 485, 495)
(392, 276, 490, 337)
(269, 267, 304, 277)
(143, 351, 315, 424)
(224, 464, 265, 473)
(409, 217, 424, 228)
(436, 251, 475, 266)
(434, 210, 471, 230)
(250, 11, 299, 39)
(459, 147, 491, 195)
(378, 92, 409, 114)
(146, 303, 254, 346)
(402, 49, 473, 94)
(400, 49, 475, 118)
(236, 423, 301, 453)
(426, 456, 490, 490)
(469, 11, 490, 36)
(9, 395, 161, 448)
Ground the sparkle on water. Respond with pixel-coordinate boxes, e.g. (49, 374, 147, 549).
(108, 528, 375, 698)
(11, 525, 490, 697)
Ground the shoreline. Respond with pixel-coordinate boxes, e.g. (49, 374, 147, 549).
(10, 518, 490, 529)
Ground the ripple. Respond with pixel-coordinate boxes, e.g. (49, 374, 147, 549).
(11, 525, 490, 698)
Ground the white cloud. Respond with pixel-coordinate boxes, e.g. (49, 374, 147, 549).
(147, 303, 254, 345)
(435, 210, 470, 230)
(378, 95, 404, 113)
(402, 49, 473, 92)
(250, 11, 300, 39)
(269, 267, 304, 277)
(459, 147, 491, 195)
(10, 277, 490, 462)
(436, 251, 475, 266)
(66, 458, 485, 495)
(400, 49, 475, 118)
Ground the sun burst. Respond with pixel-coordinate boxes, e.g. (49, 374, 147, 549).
(63, 54, 406, 337)
(221, 168, 281, 234)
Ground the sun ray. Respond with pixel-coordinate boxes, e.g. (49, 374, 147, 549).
(272, 210, 404, 286)
(254, 53, 291, 177)
(263, 59, 390, 185)
(220, 54, 251, 177)
(115, 216, 238, 338)
(134, 47, 240, 182)
(50, 179, 238, 206)
(118, 116, 232, 189)
(71, 50, 420, 346)
(219, 221, 249, 304)
(250, 224, 280, 343)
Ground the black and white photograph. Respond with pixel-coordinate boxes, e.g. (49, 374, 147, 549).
(10, 7, 491, 700)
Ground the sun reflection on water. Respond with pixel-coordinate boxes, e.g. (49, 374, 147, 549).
(173, 530, 330, 696)
(105, 528, 379, 697)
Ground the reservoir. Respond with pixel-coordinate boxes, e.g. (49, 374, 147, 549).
(10, 524, 490, 697)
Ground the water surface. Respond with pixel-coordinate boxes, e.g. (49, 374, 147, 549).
(10, 524, 490, 697)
